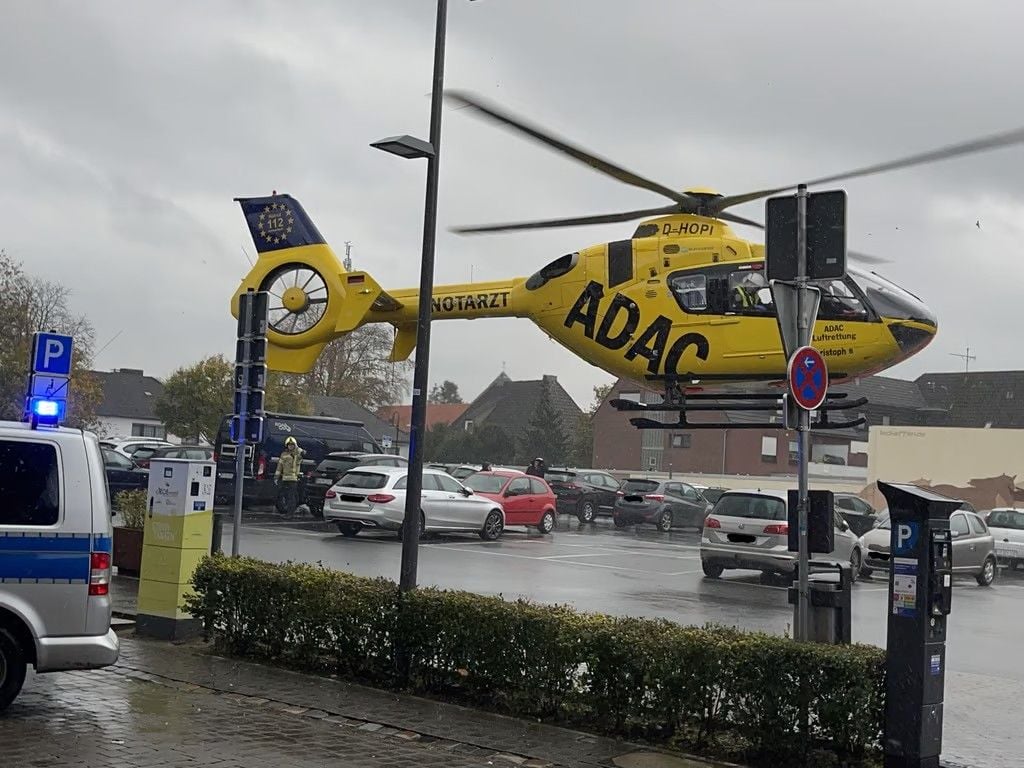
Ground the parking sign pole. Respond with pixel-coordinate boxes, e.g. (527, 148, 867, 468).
(795, 183, 811, 643)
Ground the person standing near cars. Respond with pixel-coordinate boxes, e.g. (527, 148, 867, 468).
(525, 457, 546, 478)
(274, 436, 305, 517)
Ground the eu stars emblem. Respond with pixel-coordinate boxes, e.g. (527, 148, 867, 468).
(256, 202, 296, 246)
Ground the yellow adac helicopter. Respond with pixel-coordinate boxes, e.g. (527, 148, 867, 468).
(231, 92, 1024, 395)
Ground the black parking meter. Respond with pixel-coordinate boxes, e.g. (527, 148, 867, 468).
(876, 482, 960, 768)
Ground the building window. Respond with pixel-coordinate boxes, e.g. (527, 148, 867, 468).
(788, 440, 799, 464)
(671, 434, 691, 449)
(131, 423, 166, 439)
(463, 419, 474, 432)
(761, 436, 777, 463)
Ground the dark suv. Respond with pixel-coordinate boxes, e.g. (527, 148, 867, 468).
(545, 468, 622, 522)
(304, 452, 408, 517)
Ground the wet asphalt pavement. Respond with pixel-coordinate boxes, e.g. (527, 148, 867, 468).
(219, 514, 1024, 767)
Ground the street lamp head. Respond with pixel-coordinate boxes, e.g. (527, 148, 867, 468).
(371, 134, 435, 159)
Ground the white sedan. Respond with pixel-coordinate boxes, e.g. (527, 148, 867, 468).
(984, 508, 1024, 569)
(324, 466, 506, 541)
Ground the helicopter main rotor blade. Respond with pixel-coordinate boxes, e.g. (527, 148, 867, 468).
(716, 211, 764, 229)
(849, 249, 891, 266)
(450, 204, 683, 235)
(446, 90, 694, 207)
(713, 125, 1024, 213)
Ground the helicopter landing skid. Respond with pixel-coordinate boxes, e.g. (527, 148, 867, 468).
(610, 375, 866, 431)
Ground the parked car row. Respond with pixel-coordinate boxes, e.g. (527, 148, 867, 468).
(100, 442, 214, 505)
(321, 466, 555, 541)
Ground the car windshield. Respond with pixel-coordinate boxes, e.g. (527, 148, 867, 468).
(622, 479, 660, 494)
(316, 456, 361, 474)
(463, 473, 507, 493)
(337, 471, 387, 489)
(876, 511, 891, 530)
(701, 488, 726, 504)
(988, 510, 1024, 530)
(713, 493, 787, 521)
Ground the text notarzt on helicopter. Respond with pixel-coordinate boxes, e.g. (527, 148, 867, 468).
(564, 281, 710, 375)
(431, 292, 510, 313)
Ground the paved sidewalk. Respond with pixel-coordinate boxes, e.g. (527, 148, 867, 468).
(3, 633, 711, 768)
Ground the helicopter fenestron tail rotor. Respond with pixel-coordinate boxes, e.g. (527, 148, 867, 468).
(262, 265, 329, 335)
(447, 90, 1024, 243)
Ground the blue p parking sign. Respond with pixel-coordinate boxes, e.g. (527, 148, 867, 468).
(893, 520, 920, 556)
(32, 333, 74, 376)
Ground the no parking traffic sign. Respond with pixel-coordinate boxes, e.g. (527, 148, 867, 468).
(788, 346, 828, 411)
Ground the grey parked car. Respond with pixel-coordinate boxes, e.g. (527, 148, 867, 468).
(700, 489, 862, 580)
(613, 478, 711, 531)
(859, 508, 996, 586)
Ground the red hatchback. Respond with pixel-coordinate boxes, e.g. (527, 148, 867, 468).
(463, 471, 558, 534)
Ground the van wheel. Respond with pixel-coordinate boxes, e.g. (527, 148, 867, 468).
(480, 510, 504, 541)
(977, 556, 997, 587)
(657, 509, 673, 532)
(613, 516, 629, 529)
(0, 627, 27, 712)
(577, 500, 596, 524)
(309, 504, 324, 521)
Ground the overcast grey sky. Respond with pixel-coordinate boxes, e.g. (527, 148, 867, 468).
(3, 1, 1023, 408)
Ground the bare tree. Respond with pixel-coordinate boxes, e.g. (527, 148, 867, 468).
(289, 325, 411, 411)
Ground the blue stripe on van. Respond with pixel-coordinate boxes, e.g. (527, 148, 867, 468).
(0, 553, 90, 580)
(0, 536, 91, 552)
(93, 535, 112, 553)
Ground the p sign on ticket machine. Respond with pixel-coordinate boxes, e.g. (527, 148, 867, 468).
(787, 345, 828, 411)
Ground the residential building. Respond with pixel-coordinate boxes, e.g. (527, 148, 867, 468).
(91, 368, 170, 440)
(591, 372, 952, 473)
(455, 372, 583, 443)
(309, 395, 411, 457)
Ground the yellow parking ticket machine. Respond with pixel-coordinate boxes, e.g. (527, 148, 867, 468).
(136, 458, 215, 640)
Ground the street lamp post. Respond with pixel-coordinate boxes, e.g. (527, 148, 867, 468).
(371, 0, 448, 593)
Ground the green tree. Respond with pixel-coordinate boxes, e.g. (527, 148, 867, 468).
(0, 251, 100, 430)
(155, 355, 233, 443)
(568, 383, 612, 467)
(156, 355, 311, 442)
(518, 385, 568, 465)
(428, 380, 463, 404)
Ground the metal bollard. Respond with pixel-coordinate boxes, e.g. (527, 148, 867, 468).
(211, 514, 223, 555)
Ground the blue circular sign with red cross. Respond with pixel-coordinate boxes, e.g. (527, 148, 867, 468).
(788, 346, 828, 410)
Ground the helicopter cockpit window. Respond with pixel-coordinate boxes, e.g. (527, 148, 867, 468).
(816, 278, 868, 321)
(525, 252, 579, 291)
(668, 274, 707, 312)
(727, 270, 773, 314)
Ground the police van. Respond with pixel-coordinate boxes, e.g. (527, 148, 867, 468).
(0, 421, 118, 710)
(213, 412, 382, 510)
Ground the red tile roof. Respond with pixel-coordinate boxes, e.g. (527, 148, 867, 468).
(377, 403, 468, 430)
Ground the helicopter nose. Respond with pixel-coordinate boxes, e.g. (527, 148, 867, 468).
(889, 321, 937, 354)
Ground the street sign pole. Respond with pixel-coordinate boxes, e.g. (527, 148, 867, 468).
(232, 306, 250, 558)
(795, 183, 811, 643)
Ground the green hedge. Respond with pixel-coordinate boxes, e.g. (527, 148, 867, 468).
(186, 555, 884, 766)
